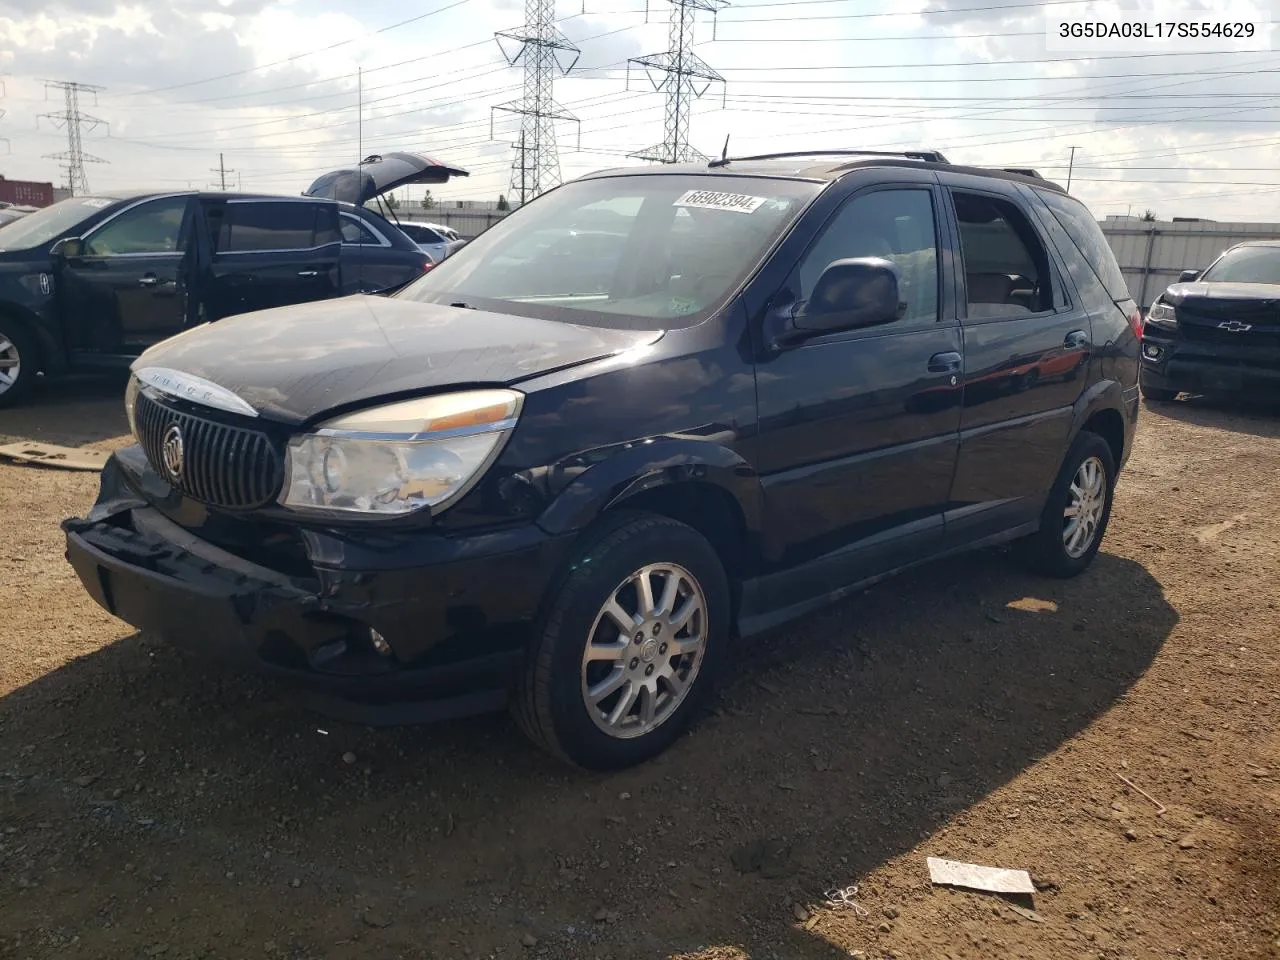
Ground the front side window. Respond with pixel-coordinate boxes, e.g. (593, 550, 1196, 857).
(1199, 245, 1280, 284)
(954, 192, 1053, 319)
(217, 201, 330, 253)
(396, 174, 822, 329)
(84, 197, 189, 256)
(793, 188, 940, 327)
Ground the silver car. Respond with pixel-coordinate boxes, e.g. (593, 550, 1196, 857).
(396, 222, 467, 264)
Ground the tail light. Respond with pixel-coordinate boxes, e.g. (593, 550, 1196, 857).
(1125, 303, 1143, 338)
(422, 261, 434, 273)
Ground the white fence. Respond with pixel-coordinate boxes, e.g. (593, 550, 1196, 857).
(1099, 218, 1280, 309)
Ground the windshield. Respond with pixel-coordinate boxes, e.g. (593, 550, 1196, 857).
(1200, 245, 1280, 284)
(395, 174, 821, 328)
(0, 196, 116, 252)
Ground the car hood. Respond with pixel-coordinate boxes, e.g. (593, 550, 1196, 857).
(1165, 280, 1280, 303)
(134, 295, 662, 425)
(303, 152, 470, 207)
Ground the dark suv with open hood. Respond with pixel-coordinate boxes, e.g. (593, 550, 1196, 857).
(0, 153, 463, 406)
(62, 150, 1141, 769)
(1141, 240, 1280, 401)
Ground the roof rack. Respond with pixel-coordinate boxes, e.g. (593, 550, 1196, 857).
(708, 149, 949, 169)
(999, 167, 1044, 179)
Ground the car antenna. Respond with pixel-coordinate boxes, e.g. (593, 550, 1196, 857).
(710, 134, 731, 169)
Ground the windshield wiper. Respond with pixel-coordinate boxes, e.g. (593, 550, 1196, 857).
(450, 300, 476, 310)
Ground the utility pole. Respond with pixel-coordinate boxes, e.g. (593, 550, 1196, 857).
(38, 80, 107, 196)
(490, 0, 581, 200)
(1066, 146, 1078, 194)
(629, 0, 728, 164)
(210, 152, 234, 191)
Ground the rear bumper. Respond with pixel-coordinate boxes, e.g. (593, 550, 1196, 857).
(63, 455, 575, 715)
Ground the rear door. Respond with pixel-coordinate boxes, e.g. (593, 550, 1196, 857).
(942, 177, 1092, 544)
(58, 195, 196, 354)
(204, 198, 340, 320)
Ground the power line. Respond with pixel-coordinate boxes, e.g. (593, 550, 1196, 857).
(111, 0, 475, 99)
(38, 80, 108, 196)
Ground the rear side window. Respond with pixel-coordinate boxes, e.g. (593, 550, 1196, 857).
(1036, 189, 1130, 302)
(953, 191, 1053, 318)
(217, 201, 337, 253)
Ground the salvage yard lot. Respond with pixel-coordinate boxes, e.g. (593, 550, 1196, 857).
(1, 380, 1277, 960)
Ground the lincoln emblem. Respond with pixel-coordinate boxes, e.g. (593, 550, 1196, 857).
(161, 424, 185, 482)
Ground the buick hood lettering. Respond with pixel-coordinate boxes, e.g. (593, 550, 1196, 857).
(134, 366, 260, 418)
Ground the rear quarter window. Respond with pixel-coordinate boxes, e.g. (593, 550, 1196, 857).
(1035, 189, 1131, 302)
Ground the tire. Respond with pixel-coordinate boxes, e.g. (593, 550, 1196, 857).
(514, 512, 730, 770)
(1016, 430, 1117, 579)
(1139, 373, 1178, 402)
(0, 319, 37, 409)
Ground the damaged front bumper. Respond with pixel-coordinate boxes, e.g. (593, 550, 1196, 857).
(62, 451, 574, 719)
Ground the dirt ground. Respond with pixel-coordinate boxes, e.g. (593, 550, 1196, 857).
(1, 375, 1277, 960)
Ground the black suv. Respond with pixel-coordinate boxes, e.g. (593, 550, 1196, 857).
(0, 153, 466, 406)
(1141, 240, 1280, 401)
(63, 150, 1141, 769)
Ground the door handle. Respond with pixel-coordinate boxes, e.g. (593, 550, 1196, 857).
(297, 270, 319, 278)
(1064, 329, 1090, 349)
(928, 351, 962, 374)
(138, 275, 159, 287)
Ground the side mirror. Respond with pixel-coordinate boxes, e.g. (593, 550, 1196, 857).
(795, 257, 904, 334)
(51, 237, 85, 259)
(1178, 269, 1199, 283)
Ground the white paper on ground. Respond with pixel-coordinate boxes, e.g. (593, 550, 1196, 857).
(926, 856, 1036, 894)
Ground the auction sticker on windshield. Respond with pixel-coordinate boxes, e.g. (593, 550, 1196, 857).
(673, 190, 767, 214)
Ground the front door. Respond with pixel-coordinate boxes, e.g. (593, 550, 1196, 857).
(752, 182, 963, 608)
(59, 195, 194, 355)
(942, 182, 1093, 544)
(204, 198, 341, 320)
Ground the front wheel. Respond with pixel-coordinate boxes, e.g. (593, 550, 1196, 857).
(0, 320, 37, 409)
(514, 513, 730, 770)
(1016, 431, 1116, 578)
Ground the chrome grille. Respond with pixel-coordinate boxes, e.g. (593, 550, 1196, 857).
(135, 389, 283, 509)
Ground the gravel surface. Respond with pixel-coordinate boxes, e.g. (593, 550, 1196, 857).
(1, 377, 1278, 960)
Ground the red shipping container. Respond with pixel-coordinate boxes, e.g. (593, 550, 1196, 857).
(0, 178, 55, 208)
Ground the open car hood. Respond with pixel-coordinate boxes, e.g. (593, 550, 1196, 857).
(303, 152, 470, 207)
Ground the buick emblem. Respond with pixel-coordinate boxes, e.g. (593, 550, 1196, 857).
(1218, 320, 1253, 333)
(161, 424, 185, 482)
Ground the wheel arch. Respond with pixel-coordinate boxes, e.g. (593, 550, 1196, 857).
(1069, 379, 1129, 472)
(0, 301, 56, 373)
(535, 437, 766, 584)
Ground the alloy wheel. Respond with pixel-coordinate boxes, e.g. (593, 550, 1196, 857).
(1063, 455, 1107, 558)
(580, 562, 708, 740)
(0, 336, 20, 396)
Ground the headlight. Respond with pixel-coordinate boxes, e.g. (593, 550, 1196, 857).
(1146, 301, 1177, 329)
(279, 389, 523, 517)
(124, 376, 140, 438)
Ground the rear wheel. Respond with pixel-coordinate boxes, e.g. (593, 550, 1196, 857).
(1016, 431, 1116, 578)
(0, 320, 37, 409)
(514, 513, 730, 770)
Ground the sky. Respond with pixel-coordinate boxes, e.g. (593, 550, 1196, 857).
(0, 0, 1277, 221)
